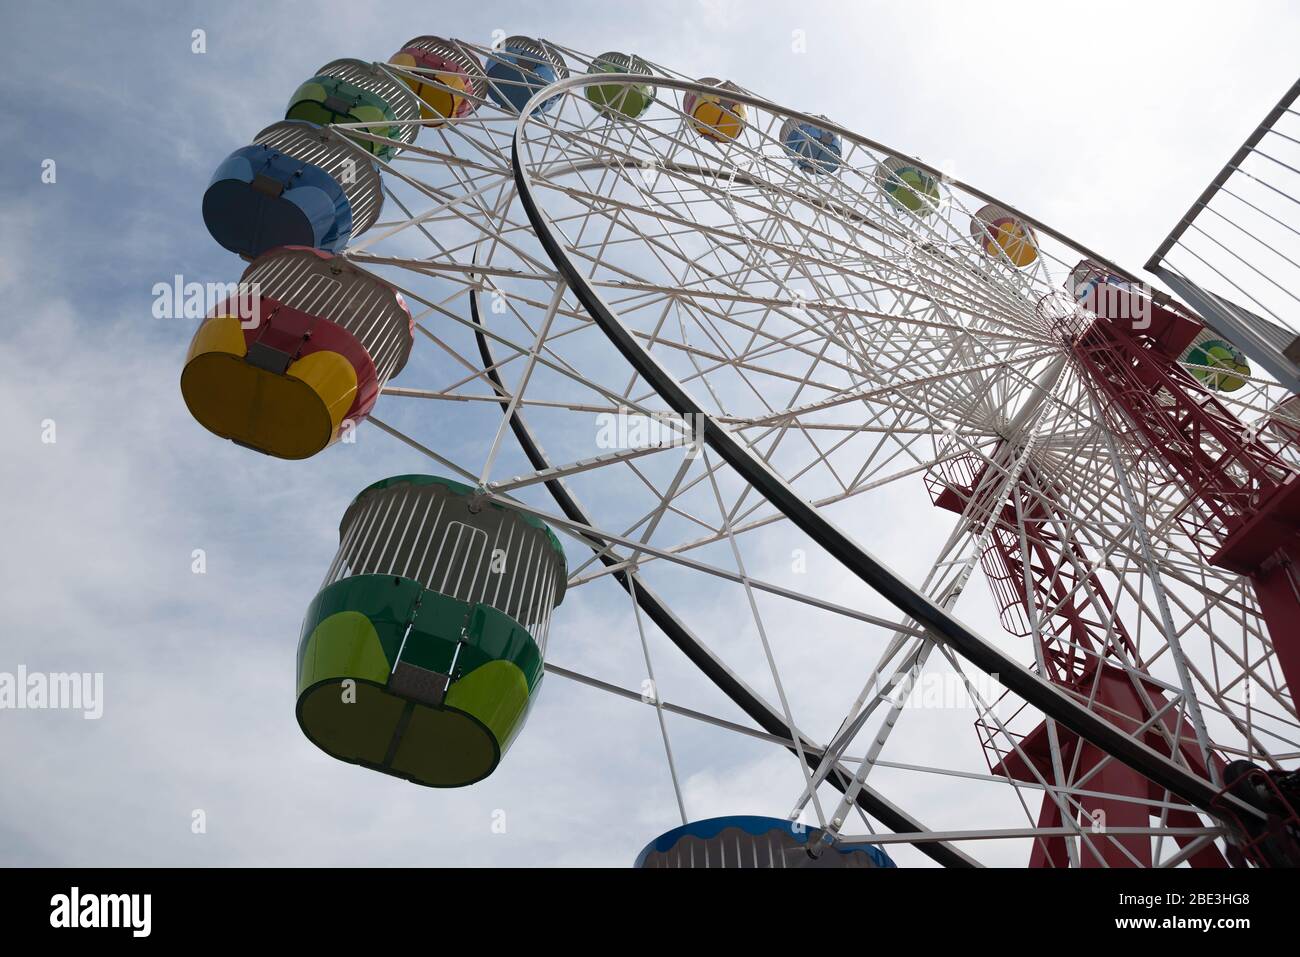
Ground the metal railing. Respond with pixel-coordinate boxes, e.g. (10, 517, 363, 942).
(1147, 78, 1300, 392)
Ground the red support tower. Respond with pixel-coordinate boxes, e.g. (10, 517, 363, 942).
(1067, 271, 1300, 695)
(927, 272, 1300, 865)
(929, 457, 1227, 867)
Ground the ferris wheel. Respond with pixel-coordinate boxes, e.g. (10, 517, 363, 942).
(181, 33, 1300, 867)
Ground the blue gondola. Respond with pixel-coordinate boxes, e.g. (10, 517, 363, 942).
(635, 815, 897, 868)
(485, 36, 568, 114)
(202, 143, 353, 257)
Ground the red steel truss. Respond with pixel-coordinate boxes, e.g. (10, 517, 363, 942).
(1069, 282, 1300, 694)
(929, 455, 1226, 867)
(926, 276, 1298, 865)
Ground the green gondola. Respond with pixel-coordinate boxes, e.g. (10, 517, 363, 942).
(296, 475, 566, 787)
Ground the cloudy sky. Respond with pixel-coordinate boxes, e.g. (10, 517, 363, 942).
(2, 0, 1297, 867)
